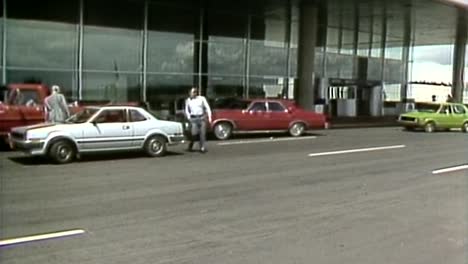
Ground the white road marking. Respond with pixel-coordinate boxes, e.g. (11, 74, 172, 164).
(0, 229, 85, 247)
(432, 165, 468, 175)
(218, 136, 317, 146)
(308, 145, 406, 157)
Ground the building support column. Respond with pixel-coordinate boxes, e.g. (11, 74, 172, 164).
(141, 0, 148, 102)
(400, 3, 412, 102)
(296, 1, 318, 111)
(452, 8, 467, 103)
(397, 3, 413, 114)
(2, 0, 6, 85)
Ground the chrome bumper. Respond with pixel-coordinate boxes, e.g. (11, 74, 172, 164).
(8, 134, 46, 155)
(168, 135, 185, 145)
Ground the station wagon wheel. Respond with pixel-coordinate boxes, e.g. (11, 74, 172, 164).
(145, 135, 167, 157)
(424, 122, 435, 133)
(462, 122, 468, 133)
(49, 140, 75, 164)
(213, 122, 232, 140)
(289, 122, 306, 137)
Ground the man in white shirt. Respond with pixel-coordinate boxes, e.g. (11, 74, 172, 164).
(185, 87, 212, 153)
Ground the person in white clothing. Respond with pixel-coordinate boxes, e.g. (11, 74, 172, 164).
(184, 87, 212, 153)
(44, 85, 70, 123)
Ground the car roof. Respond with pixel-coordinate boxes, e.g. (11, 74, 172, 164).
(84, 106, 144, 111)
(249, 98, 295, 104)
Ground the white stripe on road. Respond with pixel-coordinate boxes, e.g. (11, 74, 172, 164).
(218, 136, 317, 146)
(308, 145, 406, 157)
(432, 165, 468, 175)
(0, 229, 85, 247)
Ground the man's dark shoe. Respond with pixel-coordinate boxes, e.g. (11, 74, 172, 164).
(186, 143, 194, 152)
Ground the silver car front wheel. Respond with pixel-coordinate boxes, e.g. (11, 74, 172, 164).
(144, 135, 167, 157)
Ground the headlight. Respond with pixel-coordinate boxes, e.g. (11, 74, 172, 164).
(26, 133, 45, 141)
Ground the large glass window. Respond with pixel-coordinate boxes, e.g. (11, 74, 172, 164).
(6, 0, 79, 96)
(147, 4, 197, 74)
(82, 72, 141, 102)
(82, 0, 143, 102)
(249, 76, 283, 98)
(207, 75, 244, 98)
(7, 70, 76, 99)
(206, 12, 247, 76)
(250, 14, 288, 76)
(146, 73, 193, 111)
(326, 27, 339, 53)
(83, 1, 143, 72)
(208, 39, 245, 75)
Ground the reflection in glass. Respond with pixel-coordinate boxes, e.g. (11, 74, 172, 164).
(83, 0, 143, 72)
(367, 58, 382, 80)
(250, 41, 287, 76)
(7, 70, 77, 99)
(341, 29, 354, 55)
(82, 72, 141, 102)
(383, 84, 401, 101)
(327, 27, 339, 53)
(357, 31, 370, 57)
(290, 48, 298, 77)
(83, 26, 142, 72)
(384, 59, 403, 83)
(147, 4, 197, 74)
(370, 34, 382, 58)
(148, 33, 194, 73)
(7, 20, 78, 69)
(207, 76, 244, 99)
(208, 39, 245, 75)
(325, 54, 355, 79)
(249, 77, 284, 98)
(146, 74, 193, 110)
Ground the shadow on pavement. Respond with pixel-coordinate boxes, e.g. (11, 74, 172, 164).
(213, 131, 326, 140)
(8, 151, 184, 165)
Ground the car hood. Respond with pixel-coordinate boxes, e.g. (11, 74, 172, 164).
(11, 122, 82, 135)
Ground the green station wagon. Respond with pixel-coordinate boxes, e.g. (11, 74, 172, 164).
(398, 102, 468, 133)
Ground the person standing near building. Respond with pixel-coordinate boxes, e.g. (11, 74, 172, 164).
(44, 85, 70, 123)
(184, 87, 212, 153)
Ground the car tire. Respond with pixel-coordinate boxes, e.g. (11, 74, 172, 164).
(462, 122, 468, 133)
(49, 140, 76, 164)
(289, 122, 306, 137)
(424, 122, 436, 133)
(144, 135, 167, 157)
(213, 122, 233, 140)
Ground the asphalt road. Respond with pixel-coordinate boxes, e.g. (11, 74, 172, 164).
(0, 127, 467, 264)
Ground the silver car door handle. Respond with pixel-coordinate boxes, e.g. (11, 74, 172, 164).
(122, 125, 130, 130)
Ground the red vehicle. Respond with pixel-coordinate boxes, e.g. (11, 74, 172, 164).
(0, 83, 53, 144)
(210, 98, 328, 140)
(0, 83, 139, 146)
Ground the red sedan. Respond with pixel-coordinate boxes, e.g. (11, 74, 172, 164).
(211, 98, 328, 140)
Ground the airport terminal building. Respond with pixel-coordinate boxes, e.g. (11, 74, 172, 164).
(0, 0, 467, 117)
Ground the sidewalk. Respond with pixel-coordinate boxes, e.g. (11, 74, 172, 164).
(329, 116, 399, 129)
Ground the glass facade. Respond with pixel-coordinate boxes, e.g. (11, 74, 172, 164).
(0, 0, 466, 113)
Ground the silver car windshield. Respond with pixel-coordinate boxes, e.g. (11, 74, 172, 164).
(67, 108, 99, 123)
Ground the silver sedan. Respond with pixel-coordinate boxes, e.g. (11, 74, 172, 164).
(9, 106, 185, 163)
